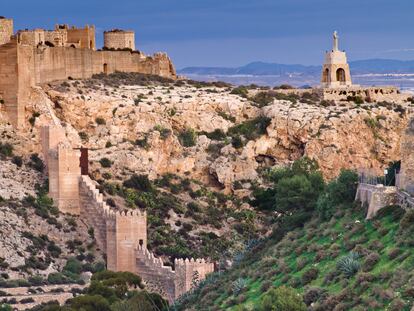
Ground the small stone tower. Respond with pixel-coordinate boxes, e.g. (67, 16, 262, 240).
(104, 29, 135, 50)
(321, 31, 352, 88)
(0, 17, 14, 46)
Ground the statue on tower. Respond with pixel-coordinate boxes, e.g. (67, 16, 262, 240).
(333, 31, 339, 51)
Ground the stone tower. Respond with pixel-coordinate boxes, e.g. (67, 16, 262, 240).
(104, 30, 135, 50)
(321, 31, 352, 88)
(0, 17, 13, 46)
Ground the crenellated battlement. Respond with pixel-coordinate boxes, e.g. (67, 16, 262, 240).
(41, 125, 213, 303)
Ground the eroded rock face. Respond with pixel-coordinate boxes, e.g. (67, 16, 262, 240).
(11, 80, 412, 190)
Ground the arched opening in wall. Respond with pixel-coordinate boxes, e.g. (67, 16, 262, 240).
(103, 63, 108, 74)
(70, 44, 76, 48)
(139, 239, 144, 246)
(336, 68, 346, 83)
(90, 40, 92, 49)
(45, 41, 55, 47)
(323, 68, 330, 83)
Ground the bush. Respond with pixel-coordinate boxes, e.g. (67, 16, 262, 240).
(230, 86, 248, 98)
(0, 143, 13, 157)
(231, 135, 244, 149)
(95, 117, 106, 125)
(259, 286, 306, 311)
(301, 267, 319, 285)
(99, 158, 112, 168)
(178, 128, 197, 147)
(337, 252, 360, 278)
(232, 278, 247, 296)
(29, 154, 44, 172)
(228, 117, 271, 141)
(123, 174, 153, 192)
(11, 156, 22, 167)
(362, 252, 380, 272)
(317, 169, 358, 220)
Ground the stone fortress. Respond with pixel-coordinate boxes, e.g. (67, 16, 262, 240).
(0, 17, 176, 129)
(41, 124, 214, 303)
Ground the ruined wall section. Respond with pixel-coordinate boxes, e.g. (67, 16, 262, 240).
(355, 183, 398, 219)
(135, 246, 176, 302)
(0, 18, 13, 45)
(33, 47, 176, 84)
(174, 258, 214, 299)
(79, 176, 111, 252)
(321, 86, 409, 102)
(78, 175, 147, 271)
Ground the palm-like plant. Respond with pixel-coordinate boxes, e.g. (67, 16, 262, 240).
(336, 252, 360, 278)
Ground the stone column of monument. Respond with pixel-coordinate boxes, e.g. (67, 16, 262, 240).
(321, 31, 352, 88)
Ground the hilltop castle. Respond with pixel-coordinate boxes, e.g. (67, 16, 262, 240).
(0, 17, 177, 128)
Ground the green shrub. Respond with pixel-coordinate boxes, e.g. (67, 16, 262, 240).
(79, 131, 89, 141)
(178, 128, 197, 147)
(337, 252, 360, 278)
(123, 174, 153, 192)
(99, 158, 112, 168)
(95, 117, 106, 125)
(232, 278, 247, 296)
(230, 86, 248, 98)
(231, 135, 244, 149)
(301, 267, 319, 285)
(0, 143, 13, 157)
(29, 154, 44, 172)
(228, 116, 271, 141)
(11, 156, 22, 167)
(259, 286, 306, 311)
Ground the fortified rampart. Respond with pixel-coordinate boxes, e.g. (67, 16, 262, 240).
(40, 125, 213, 302)
(0, 17, 176, 129)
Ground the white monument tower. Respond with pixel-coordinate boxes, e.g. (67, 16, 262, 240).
(321, 31, 352, 88)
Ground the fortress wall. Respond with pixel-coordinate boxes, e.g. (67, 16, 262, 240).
(66, 26, 96, 50)
(355, 183, 398, 219)
(135, 245, 176, 302)
(321, 86, 409, 102)
(79, 175, 110, 252)
(0, 40, 18, 125)
(174, 258, 214, 298)
(0, 18, 13, 45)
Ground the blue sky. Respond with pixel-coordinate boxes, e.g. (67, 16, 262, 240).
(3, 0, 414, 68)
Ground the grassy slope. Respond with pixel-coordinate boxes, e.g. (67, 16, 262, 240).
(182, 204, 414, 310)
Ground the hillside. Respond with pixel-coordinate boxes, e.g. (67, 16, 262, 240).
(0, 73, 413, 309)
(174, 165, 414, 311)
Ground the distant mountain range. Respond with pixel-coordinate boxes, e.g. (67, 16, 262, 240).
(178, 59, 414, 89)
(179, 59, 414, 76)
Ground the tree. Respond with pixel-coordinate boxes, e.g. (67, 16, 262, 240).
(317, 169, 358, 220)
(259, 286, 306, 311)
(276, 173, 324, 213)
(67, 295, 111, 311)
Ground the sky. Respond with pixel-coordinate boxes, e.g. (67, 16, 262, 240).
(3, 0, 414, 68)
